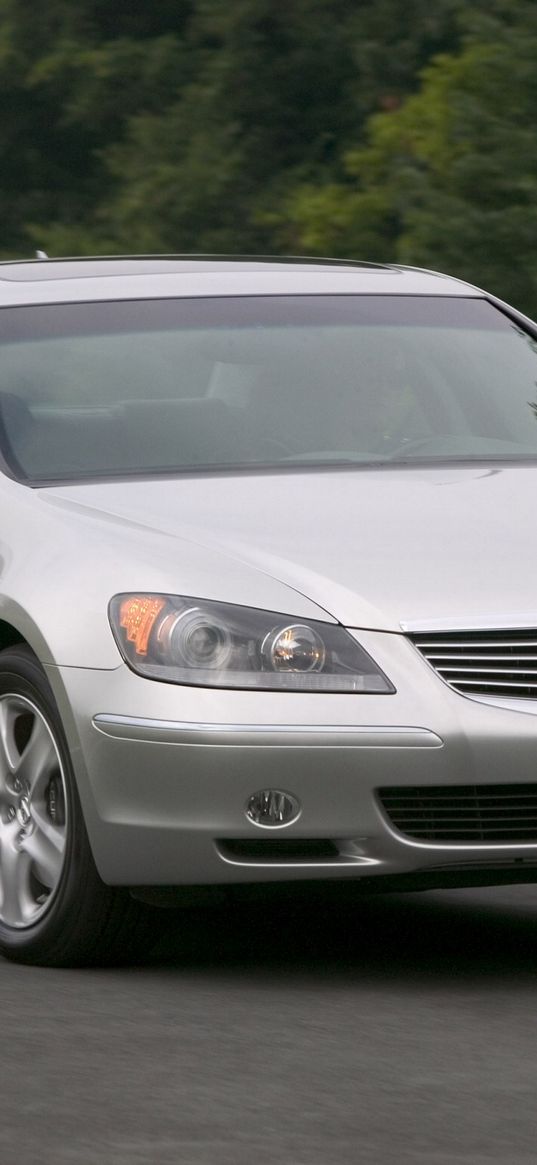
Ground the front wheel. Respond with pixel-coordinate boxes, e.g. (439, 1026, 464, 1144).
(0, 645, 152, 966)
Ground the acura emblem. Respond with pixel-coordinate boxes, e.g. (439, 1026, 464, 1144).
(16, 795, 32, 828)
(245, 789, 301, 828)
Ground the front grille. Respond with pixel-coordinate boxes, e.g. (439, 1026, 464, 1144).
(409, 628, 537, 698)
(378, 784, 537, 842)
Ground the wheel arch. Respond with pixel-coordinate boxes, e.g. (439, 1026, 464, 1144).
(0, 617, 82, 771)
(0, 641, 150, 965)
(0, 602, 58, 667)
(0, 619, 25, 653)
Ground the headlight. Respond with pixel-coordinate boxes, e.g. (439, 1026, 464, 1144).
(109, 594, 395, 693)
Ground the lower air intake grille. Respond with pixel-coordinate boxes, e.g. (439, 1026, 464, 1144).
(378, 784, 537, 842)
(218, 839, 340, 862)
(409, 628, 537, 699)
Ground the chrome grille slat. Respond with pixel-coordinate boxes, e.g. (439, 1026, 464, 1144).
(440, 667, 537, 675)
(452, 680, 537, 689)
(378, 784, 537, 842)
(409, 628, 537, 698)
(418, 640, 537, 649)
(426, 654, 537, 662)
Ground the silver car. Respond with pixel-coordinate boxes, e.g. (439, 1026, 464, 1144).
(1, 254, 537, 966)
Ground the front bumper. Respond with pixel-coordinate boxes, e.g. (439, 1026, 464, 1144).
(45, 628, 537, 888)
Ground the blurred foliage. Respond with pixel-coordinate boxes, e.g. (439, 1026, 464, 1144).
(274, 1, 537, 313)
(0, 0, 536, 312)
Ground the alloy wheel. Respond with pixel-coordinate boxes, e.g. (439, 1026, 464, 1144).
(0, 693, 68, 928)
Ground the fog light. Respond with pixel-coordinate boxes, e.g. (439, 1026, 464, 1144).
(246, 789, 301, 828)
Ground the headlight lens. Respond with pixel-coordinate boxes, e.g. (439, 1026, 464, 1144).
(262, 623, 326, 674)
(109, 594, 395, 693)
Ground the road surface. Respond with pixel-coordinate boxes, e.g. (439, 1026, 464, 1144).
(2, 883, 537, 1164)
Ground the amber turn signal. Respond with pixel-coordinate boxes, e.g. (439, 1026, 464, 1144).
(119, 596, 165, 656)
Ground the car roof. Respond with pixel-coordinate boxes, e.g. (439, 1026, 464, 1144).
(0, 254, 482, 307)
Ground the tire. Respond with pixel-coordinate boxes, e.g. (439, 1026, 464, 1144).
(0, 644, 153, 966)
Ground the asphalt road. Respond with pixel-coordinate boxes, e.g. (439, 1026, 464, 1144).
(2, 883, 537, 1165)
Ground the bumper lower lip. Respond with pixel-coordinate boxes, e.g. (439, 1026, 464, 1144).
(92, 714, 444, 749)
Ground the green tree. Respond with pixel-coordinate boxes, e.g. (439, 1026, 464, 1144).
(0, 0, 195, 252)
(98, 0, 462, 254)
(0, 0, 463, 255)
(275, 2, 537, 314)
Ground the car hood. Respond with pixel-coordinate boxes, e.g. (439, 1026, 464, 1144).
(46, 464, 537, 633)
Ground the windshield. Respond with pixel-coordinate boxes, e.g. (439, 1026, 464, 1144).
(0, 294, 536, 483)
